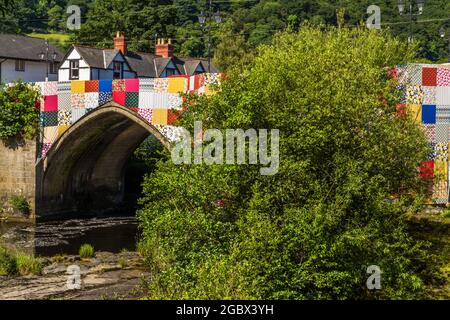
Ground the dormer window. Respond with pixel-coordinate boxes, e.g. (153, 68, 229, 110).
(194, 63, 205, 75)
(69, 60, 79, 80)
(165, 67, 178, 77)
(113, 61, 123, 79)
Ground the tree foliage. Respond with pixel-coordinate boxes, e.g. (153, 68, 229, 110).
(0, 81, 40, 140)
(2, 0, 449, 62)
(137, 26, 432, 299)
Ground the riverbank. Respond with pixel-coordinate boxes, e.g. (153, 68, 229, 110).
(0, 251, 149, 300)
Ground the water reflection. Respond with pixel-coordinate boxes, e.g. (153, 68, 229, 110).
(0, 216, 138, 256)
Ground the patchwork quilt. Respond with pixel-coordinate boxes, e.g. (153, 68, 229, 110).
(35, 73, 221, 159)
(397, 64, 450, 204)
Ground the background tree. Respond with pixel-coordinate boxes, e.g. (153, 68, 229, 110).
(47, 4, 63, 32)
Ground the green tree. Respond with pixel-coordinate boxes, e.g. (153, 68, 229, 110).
(0, 81, 40, 140)
(47, 4, 63, 31)
(213, 20, 255, 74)
(0, 0, 14, 15)
(138, 26, 432, 299)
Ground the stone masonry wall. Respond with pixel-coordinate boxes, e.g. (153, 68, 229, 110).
(0, 137, 36, 222)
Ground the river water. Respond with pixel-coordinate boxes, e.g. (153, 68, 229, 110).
(0, 215, 138, 256)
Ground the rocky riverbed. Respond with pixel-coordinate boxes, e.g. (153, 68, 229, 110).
(0, 251, 149, 300)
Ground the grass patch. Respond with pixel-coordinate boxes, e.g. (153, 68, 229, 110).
(15, 254, 42, 276)
(49, 254, 66, 263)
(27, 32, 70, 48)
(79, 244, 94, 259)
(119, 257, 127, 269)
(0, 247, 42, 276)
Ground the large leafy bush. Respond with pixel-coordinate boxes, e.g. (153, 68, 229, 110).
(138, 26, 431, 299)
(0, 81, 40, 140)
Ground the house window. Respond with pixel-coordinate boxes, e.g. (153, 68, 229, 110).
(69, 60, 79, 80)
(49, 62, 58, 74)
(194, 64, 205, 75)
(15, 60, 25, 72)
(165, 67, 179, 77)
(113, 61, 122, 79)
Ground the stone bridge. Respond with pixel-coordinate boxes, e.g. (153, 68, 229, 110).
(0, 74, 220, 222)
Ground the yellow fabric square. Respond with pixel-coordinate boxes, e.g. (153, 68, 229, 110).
(406, 104, 421, 124)
(43, 126, 58, 144)
(434, 159, 448, 181)
(71, 80, 85, 93)
(57, 125, 70, 138)
(152, 109, 168, 125)
(168, 78, 186, 93)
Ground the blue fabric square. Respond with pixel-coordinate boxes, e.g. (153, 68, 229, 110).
(99, 80, 112, 92)
(422, 105, 436, 124)
(99, 92, 112, 106)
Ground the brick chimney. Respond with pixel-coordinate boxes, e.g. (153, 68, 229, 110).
(114, 31, 127, 54)
(155, 38, 174, 58)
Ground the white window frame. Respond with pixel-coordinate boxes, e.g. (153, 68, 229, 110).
(69, 60, 79, 80)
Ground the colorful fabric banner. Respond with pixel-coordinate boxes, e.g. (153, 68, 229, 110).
(35, 74, 222, 159)
(398, 64, 450, 204)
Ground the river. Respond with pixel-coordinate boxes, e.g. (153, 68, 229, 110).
(0, 215, 139, 256)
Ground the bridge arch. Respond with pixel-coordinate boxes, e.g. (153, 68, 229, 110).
(36, 102, 170, 219)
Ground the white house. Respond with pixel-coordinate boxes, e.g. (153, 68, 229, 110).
(0, 34, 62, 83)
(58, 45, 136, 81)
(58, 32, 217, 81)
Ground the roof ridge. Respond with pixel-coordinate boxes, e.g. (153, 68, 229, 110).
(74, 44, 116, 51)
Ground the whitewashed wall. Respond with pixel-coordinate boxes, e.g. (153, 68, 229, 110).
(0, 60, 58, 83)
(58, 48, 90, 81)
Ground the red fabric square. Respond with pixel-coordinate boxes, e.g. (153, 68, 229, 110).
(113, 91, 126, 106)
(85, 80, 99, 92)
(125, 79, 139, 92)
(420, 160, 434, 178)
(422, 67, 437, 86)
(129, 107, 138, 113)
(194, 74, 205, 90)
(396, 103, 406, 116)
(44, 95, 58, 112)
(168, 109, 182, 125)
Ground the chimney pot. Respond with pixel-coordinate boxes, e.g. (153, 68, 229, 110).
(114, 31, 127, 55)
(155, 38, 174, 58)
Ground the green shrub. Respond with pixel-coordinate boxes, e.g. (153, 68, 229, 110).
(441, 208, 450, 220)
(79, 244, 94, 259)
(138, 27, 431, 299)
(0, 80, 40, 140)
(9, 195, 30, 214)
(0, 247, 17, 276)
(0, 247, 41, 276)
(15, 254, 42, 276)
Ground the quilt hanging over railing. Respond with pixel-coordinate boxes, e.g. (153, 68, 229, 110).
(34, 73, 221, 159)
(396, 64, 450, 204)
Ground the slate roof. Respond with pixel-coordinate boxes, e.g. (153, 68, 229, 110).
(67, 45, 218, 78)
(0, 34, 63, 62)
(72, 46, 119, 69)
(126, 51, 157, 78)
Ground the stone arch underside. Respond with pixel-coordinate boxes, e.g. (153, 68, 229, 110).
(36, 103, 169, 219)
